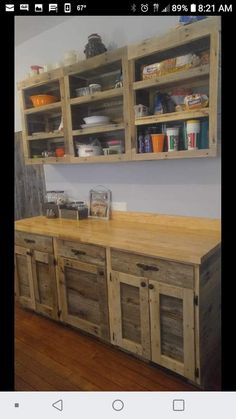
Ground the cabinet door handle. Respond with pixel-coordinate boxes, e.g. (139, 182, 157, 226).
(71, 249, 86, 256)
(140, 281, 146, 287)
(136, 263, 159, 272)
(98, 270, 104, 276)
(24, 238, 35, 244)
(26, 250, 33, 256)
(148, 284, 154, 290)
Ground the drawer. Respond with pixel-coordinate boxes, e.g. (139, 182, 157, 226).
(56, 239, 105, 266)
(15, 231, 53, 253)
(111, 249, 194, 289)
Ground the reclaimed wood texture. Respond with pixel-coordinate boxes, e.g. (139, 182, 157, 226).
(128, 17, 221, 59)
(32, 251, 58, 320)
(15, 132, 46, 219)
(15, 215, 221, 265)
(15, 231, 53, 253)
(56, 239, 105, 266)
(111, 249, 194, 289)
(15, 303, 200, 391)
(198, 247, 221, 388)
(149, 282, 195, 381)
(14, 246, 35, 310)
(58, 257, 110, 341)
(110, 271, 150, 359)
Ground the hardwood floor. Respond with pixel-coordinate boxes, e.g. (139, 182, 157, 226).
(15, 304, 217, 391)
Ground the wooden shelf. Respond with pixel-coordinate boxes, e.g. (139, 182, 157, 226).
(73, 123, 125, 136)
(24, 102, 62, 115)
(69, 154, 128, 164)
(28, 132, 64, 141)
(135, 108, 210, 126)
(133, 149, 215, 160)
(133, 65, 210, 91)
(70, 88, 123, 106)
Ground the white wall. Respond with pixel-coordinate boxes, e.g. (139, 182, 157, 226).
(15, 16, 221, 218)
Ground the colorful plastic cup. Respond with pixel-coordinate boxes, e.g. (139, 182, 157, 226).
(151, 134, 165, 152)
(166, 127, 179, 152)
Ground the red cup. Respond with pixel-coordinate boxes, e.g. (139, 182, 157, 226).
(55, 147, 65, 157)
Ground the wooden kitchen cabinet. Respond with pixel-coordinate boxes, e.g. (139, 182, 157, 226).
(149, 281, 195, 381)
(17, 69, 70, 164)
(15, 245, 35, 310)
(15, 232, 58, 319)
(110, 248, 196, 381)
(15, 214, 221, 388)
(57, 237, 110, 341)
(110, 270, 151, 359)
(63, 46, 132, 162)
(128, 16, 220, 160)
(17, 17, 220, 165)
(58, 257, 110, 341)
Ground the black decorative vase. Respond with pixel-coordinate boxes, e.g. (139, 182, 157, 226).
(84, 33, 107, 59)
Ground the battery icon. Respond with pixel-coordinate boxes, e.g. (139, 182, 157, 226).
(190, 3, 196, 12)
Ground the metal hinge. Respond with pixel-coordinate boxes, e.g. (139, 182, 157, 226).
(194, 295, 198, 306)
(195, 368, 199, 378)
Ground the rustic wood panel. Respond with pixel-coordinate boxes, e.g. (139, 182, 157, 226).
(56, 239, 105, 265)
(111, 249, 194, 289)
(121, 283, 141, 344)
(58, 257, 109, 341)
(160, 294, 184, 362)
(111, 271, 150, 359)
(15, 231, 53, 253)
(15, 131, 46, 220)
(199, 247, 221, 388)
(14, 246, 36, 310)
(150, 282, 195, 381)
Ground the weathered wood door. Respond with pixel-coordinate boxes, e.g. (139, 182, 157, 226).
(58, 257, 110, 341)
(110, 270, 150, 359)
(15, 131, 46, 220)
(15, 245, 35, 310)
(31, 250, 58, 319)
(149, 281, 195, 380)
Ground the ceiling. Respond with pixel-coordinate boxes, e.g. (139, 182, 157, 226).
(15, 16, 74, 46)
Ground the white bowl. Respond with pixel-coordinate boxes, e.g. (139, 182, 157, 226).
(83, 116, 109, 125)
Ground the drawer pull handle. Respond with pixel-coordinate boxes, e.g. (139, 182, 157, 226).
(140, 281, 146, 287)
(24, 239, 35, 244)
(71, 249, 86, 256)
(136, 263, 159, 272)
(148, 284, 154, 290)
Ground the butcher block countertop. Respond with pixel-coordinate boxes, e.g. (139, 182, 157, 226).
(15, 212, 221, 265)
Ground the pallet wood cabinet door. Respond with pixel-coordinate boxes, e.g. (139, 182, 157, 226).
(15, 245, 35, 310)
(58, 257, 110, 341)
(110, 271, 151, 359)
(31, 250, 58, 319)
(149, 281, 195, 380)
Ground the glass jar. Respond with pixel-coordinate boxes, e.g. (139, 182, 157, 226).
(84, 33, 107, 59)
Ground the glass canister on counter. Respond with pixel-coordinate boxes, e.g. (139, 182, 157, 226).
(43, 191, 67, 218)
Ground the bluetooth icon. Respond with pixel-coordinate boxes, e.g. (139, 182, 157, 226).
(131, 3, 136, 12)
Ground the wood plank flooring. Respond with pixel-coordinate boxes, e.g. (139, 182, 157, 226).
(15, 304, 219, 391)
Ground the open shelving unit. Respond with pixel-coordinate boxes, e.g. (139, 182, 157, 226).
(17, 68, 70, 164)
(17, 17, 220, 165)
(128, 17, 220, 161)
(63, 46, 132, 163)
